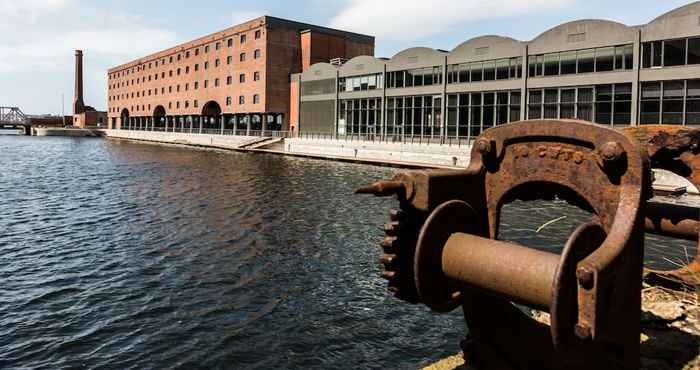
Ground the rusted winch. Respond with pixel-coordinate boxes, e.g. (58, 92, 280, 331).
(357, 120, 650, 369)
(623, 125, 700, 288)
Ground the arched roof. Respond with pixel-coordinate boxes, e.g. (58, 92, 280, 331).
(300, 62, 337, 80)
(448, 35, 524, 63)
(643, 2, 700, 41)
(529, 19, 636, 54)
(339, 55, 385, 76)
(386, 47, 446, 70)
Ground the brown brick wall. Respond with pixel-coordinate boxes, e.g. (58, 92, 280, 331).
(289, 79, 299, 132)
(107, 16, 374, 130)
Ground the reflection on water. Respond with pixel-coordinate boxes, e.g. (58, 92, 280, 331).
(0, 135, 695, 369)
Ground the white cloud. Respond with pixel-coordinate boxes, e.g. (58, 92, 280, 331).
(0, 0, 178, 114)
(330, 0, 574, 41)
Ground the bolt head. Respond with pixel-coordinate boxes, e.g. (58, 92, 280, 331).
(599, 141, 625, 163)
(577, 267, 595, 289)
(475, 139, 491, 155)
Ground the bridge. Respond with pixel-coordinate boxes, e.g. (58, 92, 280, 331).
(0, 107, 31, 135)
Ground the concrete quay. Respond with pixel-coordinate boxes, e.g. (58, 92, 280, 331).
(101, 130, 700, 194)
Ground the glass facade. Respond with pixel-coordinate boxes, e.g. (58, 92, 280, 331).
(386, 67, 443, 88)
(529, 45, 633, 77)
(640, 80, 700, 125)
(385, 95, 442, 138)
(643, 37, 700, 68)
(447, 57, 523, 84)
(445, 91, 521, 139)
(337, 98, 383, 135)
(527, 84, 632, 125)
(338, 73, 384, 92)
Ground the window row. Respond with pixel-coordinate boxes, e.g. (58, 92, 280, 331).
(337, 98, 383, 135)
(385, 95, 443, 137)
(338, 73, 384, 92)
(109, 53, 261, 89)
(529, 45, 633, 78)
(109, 29, 262, 79)
(447, 57, 523, 84)
(115, 95, 261, 113)
(445, 91, 521, 138)
(109, 73, 261, 101)
(109, 48, 262, 82)
(640, 80, 700, 125)
(527, 84, 632, 125)
(642, 37, 700, 69)
(386, 67, 443, 89)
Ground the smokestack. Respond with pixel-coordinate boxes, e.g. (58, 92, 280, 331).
(73, 50, 85, 115)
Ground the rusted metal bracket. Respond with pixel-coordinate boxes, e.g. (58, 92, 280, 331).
(358, 120, 650, 369)
(623, 125, 700, 288)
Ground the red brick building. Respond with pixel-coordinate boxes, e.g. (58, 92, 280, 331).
(107, 16, 374, 133)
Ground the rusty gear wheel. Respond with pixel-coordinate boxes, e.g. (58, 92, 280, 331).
(379, 205, 425, 304)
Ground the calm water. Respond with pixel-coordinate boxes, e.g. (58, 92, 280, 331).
(0, 136, 695, 369)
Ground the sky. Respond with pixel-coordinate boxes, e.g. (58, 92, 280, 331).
(0, 0, 694, 115)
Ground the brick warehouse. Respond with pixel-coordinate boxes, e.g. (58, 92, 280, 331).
(107, 16, 374, 132)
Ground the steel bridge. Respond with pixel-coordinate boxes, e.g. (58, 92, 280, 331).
(0, 107, 31, 135)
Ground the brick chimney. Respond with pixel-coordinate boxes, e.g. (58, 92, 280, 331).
(73, 50, 85, 115)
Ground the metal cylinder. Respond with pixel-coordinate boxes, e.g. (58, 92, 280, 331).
(645, 202, 700, 241)
(442, 233, 560, 310)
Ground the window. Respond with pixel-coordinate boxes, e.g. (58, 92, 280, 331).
(215, 42, 220, 50)
(689, 38, 700, 65)
(387, 67, 441, 88)
(177, 68, 181, 75)
(664, 39, 687, 67)
(195, 64, 199, 71)
(205, 45, 209, 53)
(643, 41, 663, 68)
(194, 81, 199, 90)
(663, 80, 684, 124)
(204, 61, 209, 70)
(560, 51, 576, 74)
(544, 54, 559, 76)
(227, 76, 232, 85)
(240, 34, 246, 44)
(185, 83, 189, 91)
(577, 49, 594, 73)
(226, 97, 232, 106)
(227, 56, 232, 65)
(239, 74, 245, 83)
(185, 101, 189, 108)
(227, 38, 233, 47)
(253, 94, 260, 104)
(527, 84, 631, 125)
(194, 100, 198, 108)
(177, 54, 181, 61)
(239, 96, 245, 104)
(214, 78, 220, 87)
(254, 49, 261, 59)
(254, 71, 260, 81)
(186, 51, 190, 58)
(687, 80, 700, 124)
(215, 59, 220, 67)
(595, 47, 614, 72)
(185, 66, 189, 74)
(255, 30, 261, 39)
(339, 73, 384, 91)
(240, 53, 246, 62)
(195, 48, 199, 56)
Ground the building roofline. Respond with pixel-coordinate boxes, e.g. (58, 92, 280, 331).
(108, 15, 375, 74)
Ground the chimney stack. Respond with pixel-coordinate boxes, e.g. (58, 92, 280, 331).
(73, 50, 85, 115)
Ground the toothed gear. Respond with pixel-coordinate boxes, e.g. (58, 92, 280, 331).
(379, 205, 425, 304)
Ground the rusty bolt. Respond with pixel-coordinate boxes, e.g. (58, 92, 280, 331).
(576, 267, 595, 290)
(475, 139, 492, 155)
(599, 141, 625, 164)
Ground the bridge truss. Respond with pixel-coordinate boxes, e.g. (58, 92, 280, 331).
(0, 107, 27, 126)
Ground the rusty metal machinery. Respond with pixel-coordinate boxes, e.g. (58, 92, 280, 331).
(623, 125, 700, 287)
(357, 120, 650, 369)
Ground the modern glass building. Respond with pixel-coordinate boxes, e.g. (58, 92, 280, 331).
(291, 2, 700, 142)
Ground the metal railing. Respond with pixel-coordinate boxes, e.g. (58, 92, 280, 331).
(115, 125, 472, 147)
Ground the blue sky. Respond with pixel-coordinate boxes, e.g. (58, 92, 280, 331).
(0, 0, 694, 114)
